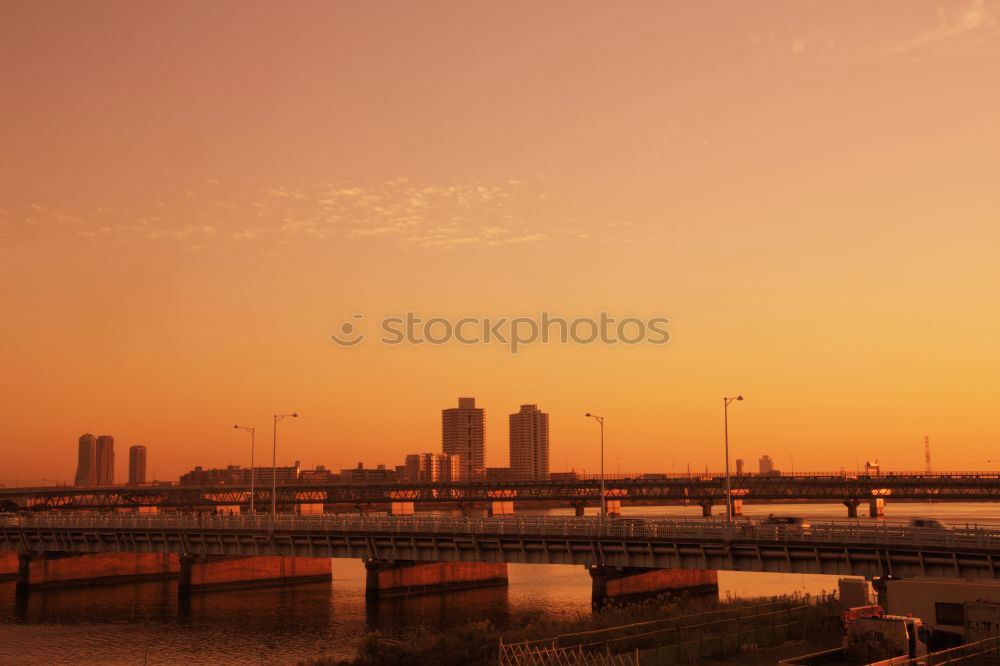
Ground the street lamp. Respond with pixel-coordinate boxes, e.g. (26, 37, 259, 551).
(585, 413, 605, 518)
(723, 396, 744, 527)
(272, 412, 299, 520)
(234, 425, 256, 515)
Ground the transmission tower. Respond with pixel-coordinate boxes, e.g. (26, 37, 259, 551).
(924, 435, 931, 473)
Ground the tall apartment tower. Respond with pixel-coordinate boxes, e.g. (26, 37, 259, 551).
(128, 445, 147, 485)
(509, 404, 550, 480)
(442, 397, 485, 481)
(95, 435, 115, 485)
(759, 455, 774, 476)
(74, 434, 98, 486)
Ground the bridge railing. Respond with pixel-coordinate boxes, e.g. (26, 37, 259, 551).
(7, 513, 1000, 552)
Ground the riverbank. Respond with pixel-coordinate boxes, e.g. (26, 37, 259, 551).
(303, 591, 840, 666)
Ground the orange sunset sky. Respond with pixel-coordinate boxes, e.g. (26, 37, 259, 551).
(1, 1, 998, 485)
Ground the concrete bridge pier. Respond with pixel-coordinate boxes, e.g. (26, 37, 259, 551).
(845, 499, 860, 518)
(364, 559, 508, 599)
(699, 500, 714, 517)
(573, 502, 586, 517)
(869, 498, 886, 518)
(588, 566, 719, 607)
(731, 499, 744, 517)
(178, 555, 331, 593)
(15, 552, 178, 591)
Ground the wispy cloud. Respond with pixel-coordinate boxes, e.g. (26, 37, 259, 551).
(891, 0, 995, 54)
(4, 180, 637, 251)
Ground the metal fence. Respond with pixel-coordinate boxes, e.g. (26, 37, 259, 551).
(6, 512, 1000, 552)
(499, 643, 639, 666)
(499, 599, 834, 665)
(888, 634, 1000, 665)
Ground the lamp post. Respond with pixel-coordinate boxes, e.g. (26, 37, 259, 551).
(272, 412, 298, 520)
(723, 395, 744, 527)
(234, 425, 256, 514)
(585, 413, 605, 518)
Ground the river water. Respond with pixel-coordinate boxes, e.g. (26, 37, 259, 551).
(2, 503, 998, 665)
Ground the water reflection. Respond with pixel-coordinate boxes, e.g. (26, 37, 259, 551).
(365, 585, 512, 633)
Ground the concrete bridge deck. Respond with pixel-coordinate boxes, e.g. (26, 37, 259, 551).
(4, 513, 1000, 581)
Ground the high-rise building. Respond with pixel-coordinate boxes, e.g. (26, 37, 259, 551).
(128, 445, 147, 485)
(509, 404, 550, 480)
(404, 454, 422, 481)
(436, 453, 460, 482)
(418, 453, 439, 481)
(74, 434, 98, 486)
(759, 455, 775, 476)
(95, 435, 115, 485)
(442, 397, 485, 481)
(735, 458, 744, 476)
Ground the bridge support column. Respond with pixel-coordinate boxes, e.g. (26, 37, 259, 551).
(588, 566, 718, 607)
(844, 499, 860, 518)
(16, 552, 178, 591)
(732, 499, 744, 517)
(179, 555, 331, 593)
(1, 551, 19, 580)
(871, 576, 895, 608)
(573, 502, 586, 517)
(869, 498, 885, 518)
(364, 560, 508, 600)
(488, 501, 513, 516)
(699, 501, 714, 518)
(389, 501, 414, 515)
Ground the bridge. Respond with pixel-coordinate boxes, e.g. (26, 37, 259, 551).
(4, 473, 1000, 516)
(5, 513, 1000, 582)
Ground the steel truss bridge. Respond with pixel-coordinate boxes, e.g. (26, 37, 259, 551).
(4, 513, 1000, 581)
(4, 474, 1000, 511)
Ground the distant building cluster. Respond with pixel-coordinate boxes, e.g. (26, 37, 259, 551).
(71, 397, 552, 488)
(398, 398, 550, 483)
(179, 461, 308, 486)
